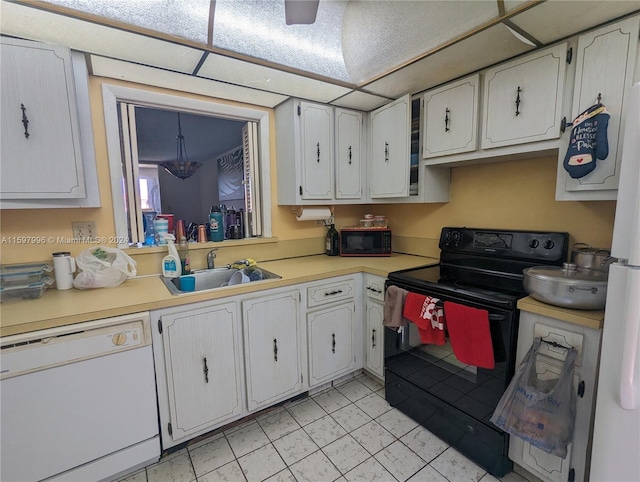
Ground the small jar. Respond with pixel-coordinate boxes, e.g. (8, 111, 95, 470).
(364, 214, 373, 220)
(374, 216, 388, 228)
(360, 219, 374, 228)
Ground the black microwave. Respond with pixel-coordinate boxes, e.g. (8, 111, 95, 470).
(340, 228, 392, 256)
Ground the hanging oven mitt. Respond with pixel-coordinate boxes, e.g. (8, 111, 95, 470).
(563, 103, 610, 179)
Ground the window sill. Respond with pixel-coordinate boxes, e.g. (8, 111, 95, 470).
(123, 236, 279, 255)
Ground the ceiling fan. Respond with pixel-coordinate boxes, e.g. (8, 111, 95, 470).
(284, 0, 320, 24)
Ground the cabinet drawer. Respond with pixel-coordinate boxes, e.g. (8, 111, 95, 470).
(307, 278, 355, 308)
(364, 274, 385, 302)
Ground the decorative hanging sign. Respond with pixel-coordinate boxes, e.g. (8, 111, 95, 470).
(563, 103, 610, 179)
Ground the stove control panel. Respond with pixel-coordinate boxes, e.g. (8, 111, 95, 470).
(440, 227, 568, 263)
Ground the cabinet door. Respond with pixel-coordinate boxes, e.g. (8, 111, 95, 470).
(308, 302, 355, 387)
(365, 300, 385, 380)
(335, 108, 363, 199)
(370, 95, 410, 198)
(423, 75, 479, 158)
(558, 17, 639, 195)
(161, 302, 243, 442)
(300, 102, 333, 200)
(520, 356, 579, 482)
(482, 43, 567, 149)
(0, 38, 85, 199)
(243, 291, 303, 411)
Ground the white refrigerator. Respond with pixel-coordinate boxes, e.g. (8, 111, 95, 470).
(590, 82, 640, 481)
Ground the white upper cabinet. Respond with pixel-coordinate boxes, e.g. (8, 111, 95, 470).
(300, 102, 334, 200)
(335, 108, 363, 199)
(1, 38, 86, 200)
(423, 75, 480, 159)
(482, 43, 568, 149)
(369, 94, 411, 198)
(556, 17, 639, 201)
(276, 99, 364, 204)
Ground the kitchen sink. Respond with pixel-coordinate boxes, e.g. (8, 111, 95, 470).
(161, 267, 281, 295)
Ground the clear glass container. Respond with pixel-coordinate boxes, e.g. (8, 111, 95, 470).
(373, 216, 388, 228)
(360, 219, 374, 228)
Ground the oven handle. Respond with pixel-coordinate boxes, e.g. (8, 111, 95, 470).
(488, 314, 506, 321)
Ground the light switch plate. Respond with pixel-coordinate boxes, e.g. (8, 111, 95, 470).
(72, 221, 96, 241)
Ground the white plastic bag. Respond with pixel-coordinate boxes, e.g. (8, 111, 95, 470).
(73, 246, 137, 289)
(490, 338, 577, 458)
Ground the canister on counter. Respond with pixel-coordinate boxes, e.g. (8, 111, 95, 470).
(197, 225, 208, 243)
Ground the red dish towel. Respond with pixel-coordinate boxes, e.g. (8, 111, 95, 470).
(443, 301, 495, 369)
(403, 292, 445, 345)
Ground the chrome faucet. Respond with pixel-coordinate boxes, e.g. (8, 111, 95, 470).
(206, 249, 218, 269)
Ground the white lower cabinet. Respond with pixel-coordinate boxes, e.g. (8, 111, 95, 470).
(364, 274, 385, 380)
(307, 302, 356, 387)
(365, 300, 385, 380)
(151, 277, 368, 449)
(510, 309, 601, 482)
(152, 301, 245, 447)
(243, 290, 305, 411)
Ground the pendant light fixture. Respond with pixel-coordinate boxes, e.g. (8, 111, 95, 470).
(161, 113, 202, 180)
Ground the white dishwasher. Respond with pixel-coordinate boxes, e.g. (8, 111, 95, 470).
(1, 312, 160, 482)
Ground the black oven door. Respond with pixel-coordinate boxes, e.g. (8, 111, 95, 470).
(383, 283, 518, 477)
(384, 306, 514, 423)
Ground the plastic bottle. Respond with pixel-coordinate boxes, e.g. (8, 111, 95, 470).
(161, 234, 181, 278)
(178, 236, 191, 274)
(326, 224, 340, 256)
(220, 204, 228, 239)
(209, 206, 224, 242)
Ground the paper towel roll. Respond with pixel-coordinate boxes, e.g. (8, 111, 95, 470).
(296, 207, 332, 222)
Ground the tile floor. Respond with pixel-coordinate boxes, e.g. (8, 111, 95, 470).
(120, 374, 530, 482)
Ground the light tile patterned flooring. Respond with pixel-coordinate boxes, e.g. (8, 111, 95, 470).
(120, 374, 530, 482)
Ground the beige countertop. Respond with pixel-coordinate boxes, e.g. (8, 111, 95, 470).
(0, 254, 437, 337)
(517, 296, 604, 330)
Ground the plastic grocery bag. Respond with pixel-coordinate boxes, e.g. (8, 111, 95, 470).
(490, 337, 577, 458)
(73, 246, 137, 289)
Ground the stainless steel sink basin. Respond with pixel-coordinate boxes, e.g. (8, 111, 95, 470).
(161, 267, 281, 295)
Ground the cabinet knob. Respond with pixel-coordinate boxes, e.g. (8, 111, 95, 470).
(348, 146, 352, 164)
(332, 333, 336, 353)
(445, 108, 450, 132)
(384, 142, 389, 162)
(372, 329, 376, 348)
(317, 142, 320, 163)
(273, 338, 278, 362)
(515, 86, 522, 116)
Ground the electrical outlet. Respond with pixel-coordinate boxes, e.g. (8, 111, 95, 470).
(72, 221, 96, 241)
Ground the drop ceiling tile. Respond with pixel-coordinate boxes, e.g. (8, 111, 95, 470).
(362, 24, 536, 99)
(198, 53, 352, 103)
(41, 0, 211, 44)
(341, 0, 500, 84)
(0, 2, 202, 73)
(213, 0, 350, 82)
(509, 1, 640, 44)
(90, 56, 288, 108)
(329, 91, 391, 112)
(503, 0, 531, 12)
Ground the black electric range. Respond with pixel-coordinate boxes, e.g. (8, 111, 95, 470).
(384, 227, 568, 477)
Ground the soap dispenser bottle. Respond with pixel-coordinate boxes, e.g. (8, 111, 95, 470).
(178, 236, 191, 274)
(162, 234, 181, 278)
